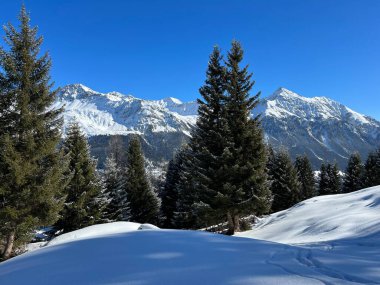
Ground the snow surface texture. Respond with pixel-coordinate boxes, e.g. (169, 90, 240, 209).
(1, 187, 380, 284)
(56, 84, 380, 168)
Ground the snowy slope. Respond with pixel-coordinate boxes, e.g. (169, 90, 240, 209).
(257, 88, 380, 167)
(56, 84, 380, 168)
(237, 186, 380, 244)
(0, 228, 375, 284)
(2, 188, 380, 284)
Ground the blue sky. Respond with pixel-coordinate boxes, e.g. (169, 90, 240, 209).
(1, 0, 380, 119)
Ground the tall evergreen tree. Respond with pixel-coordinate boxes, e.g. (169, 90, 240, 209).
(363, 148, 380, 188)
(319, 163, 341, 195)
(318, 163, 329, 195)
(125, 136, 160, 224)
(0, 7, 67, 259)
(294, 155, 316, 200)
(173, 47, 228, 229)
(161, 148, 186, 228)
(57, 122, 104, 232)
(220, 41, 271, 233)
(103, 155, 130, 222)
(343, 152, 364, 193)
(270, 149, 301, 212)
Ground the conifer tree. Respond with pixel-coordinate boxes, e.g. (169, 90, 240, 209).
(221, 41, 271, 233)
(318, 163, 329, 195)
(270, 149, 301, 212)
(363, 148, 380, 188)
(172, 47, 228, 229)
(161, 148, 186, 228)
(294, 155, 316, 200)
(0, 7, 67, 259)
(343, 152, 364, 193)
(57, 122, 104, 232)
(125, 136, 160, 224)
(319, 163, 341, 195)
(103, 155, 130, 221)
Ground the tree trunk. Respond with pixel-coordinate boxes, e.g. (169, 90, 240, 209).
(226, 211, 235, 235)
(233, 214, 241, 232)
(2, 231, 15, 260)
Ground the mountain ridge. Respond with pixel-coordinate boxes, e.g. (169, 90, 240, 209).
(55, 84, 380, 169)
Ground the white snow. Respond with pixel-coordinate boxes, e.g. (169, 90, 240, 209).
(1, 187, 380, 284)
(47, 221, 142, 246)
(55, 84, 198, 137)
(258, 87, 378, 127)
(237, 186, 380, 244)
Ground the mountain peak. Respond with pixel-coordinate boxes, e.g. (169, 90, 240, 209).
(59, 83, 97, 99)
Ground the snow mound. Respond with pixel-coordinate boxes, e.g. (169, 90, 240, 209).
(3, 229, 378, 285)
(237, 186, 380, 244)
(47, 222, 141, 246)
(138, 223, 160, 230)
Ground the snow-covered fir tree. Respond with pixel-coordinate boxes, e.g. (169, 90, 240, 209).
(103, 155, 130, 222)
(161, 147, 187, 228)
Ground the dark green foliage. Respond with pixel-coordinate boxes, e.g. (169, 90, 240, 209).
(222, 41, 271, 231)
(57, 122, 104, 232)
(174, 47, 229, 228)
(363, 148, 380, 188)
(270, 149, 301, 212)
(125, 136, 160, 224)
(0, 6, 66, 259)
(103, 155, 130, 222)
(319, 163, 341, 195)
(343, 152, 364, 193)
(161, 148, 186, 228)
(294, 155, 316, 200)
(173, 43, 271, 233)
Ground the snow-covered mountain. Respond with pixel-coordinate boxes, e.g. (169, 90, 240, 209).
(258, 88, 380, 167)
(55, 84, 380, 168)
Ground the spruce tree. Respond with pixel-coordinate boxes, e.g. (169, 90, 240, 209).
(125, 136, 160, 224)
(221, 41, 271, 233)
(103, 155, 130, 222)
(270, 149, 301, 212)
(318, 163, 329, 195)
(0, 7, 66, 259)
(57, 122, 104, 232)
(363, 148, 380, 188)
(343, 152, 364, 193)
(294, 155, 316, 200)
(319, 163, 341, 195)
(161, 148, 186, 228)
(173, 47, 228, 229)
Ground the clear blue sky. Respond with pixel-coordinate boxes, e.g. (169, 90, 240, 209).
(1, 0, 380, 119)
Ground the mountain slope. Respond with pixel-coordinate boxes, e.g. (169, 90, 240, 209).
(257, 88, 380, 168)
(55, 84, 380, 168)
